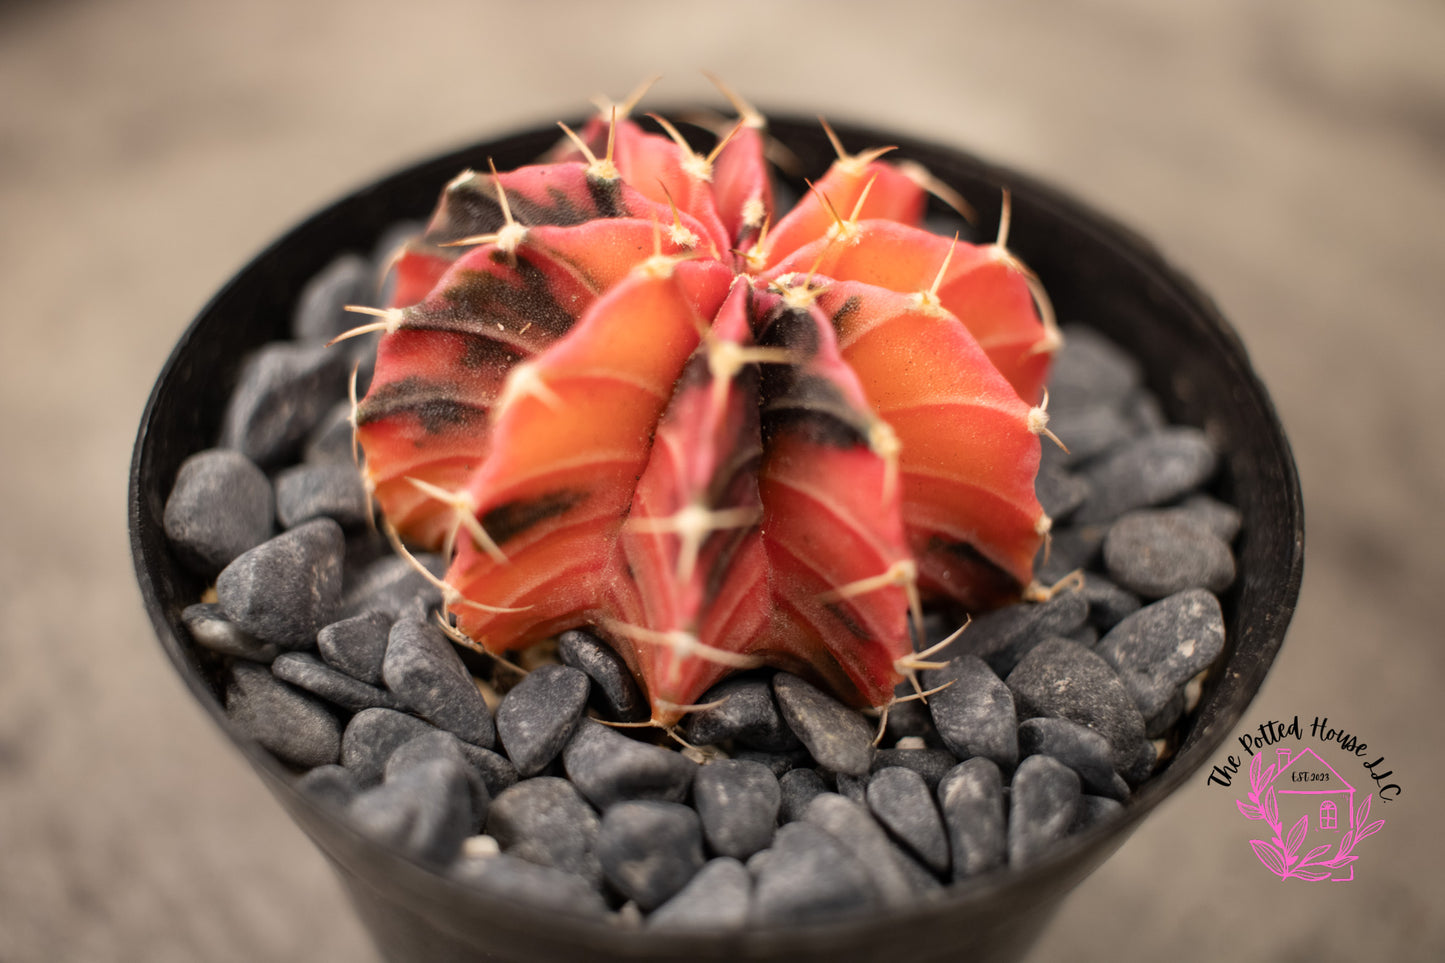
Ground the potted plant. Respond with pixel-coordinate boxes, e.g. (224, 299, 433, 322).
(129, 92, 1302, 963)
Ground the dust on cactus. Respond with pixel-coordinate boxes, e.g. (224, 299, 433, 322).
(336, 78, 1062, 728)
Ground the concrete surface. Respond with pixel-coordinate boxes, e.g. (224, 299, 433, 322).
(2, 0, 1442, 960)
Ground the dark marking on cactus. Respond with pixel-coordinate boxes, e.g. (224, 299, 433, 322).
(460, 336, 528, 371)
(759, 374, 870, 451)
(357, 376, 487, 433)
(822, 601, 872, 641)
(436, 262, 575, 339)
(480, 489, 587, 546)
(830, 295, 864, 328)
(586, 176, 626, 220)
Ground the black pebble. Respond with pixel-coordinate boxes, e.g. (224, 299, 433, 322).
(486, 776, 602, 885)
(182, 603, 277, 662)
(866, 767, 950, 875)
(220, 342, 349, 466)
(804, 794, 916, 907)
(275, 463, 371, 530)
(772, 673, 874, 776)
(383, 618, 495, 748)
(922, 655, 1018, 771)
(1008, 755, 1082, 869)
(596, 801, 705, 911)
(303, 401, 356, 466)
(946, 591, 1089, 675)
(1078, 574, 1142, 631)
(347, 756, 472, 866)
(556, 628, 649, 722)
(294, 764, 361, 809)
(216, 518, 344, 648)
(750, 822, 878, 924)
(1007, 637, 1149, 777)
(272, 652, 399, 712)
(495, 664, 590, 777)
(292, 253, 371, 343)
(778, 768, 827, 824)
(1018, 717, 1127, 801)
(1103, 510, 1235, 598)
(648, 857, 751, 930)
(1073, 427, 1218, 525)
(317, 611, 391, 685)
(1096, 589, 1225, 721)
(683, 675, 800, 752)
(341, 708, 437, 784)
(163, 449, 274, 574)
(225, 663, 340, 768)
(561, 720, 696, 810)
(1047, 324, 1143, 412)
(384, 731, 492, 832)
(937, 757, 1006, 880)
(449, 853, 608, 918)
(340, 554, 446, 623)
(869, 748, 958, 792)
(1035, 461, 1090, 522)
(693, 759, 780, 859)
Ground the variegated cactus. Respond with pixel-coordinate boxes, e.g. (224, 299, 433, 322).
(341, 81, 1061, 726)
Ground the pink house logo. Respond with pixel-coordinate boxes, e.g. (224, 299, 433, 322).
(1236, 745, 1385, 881)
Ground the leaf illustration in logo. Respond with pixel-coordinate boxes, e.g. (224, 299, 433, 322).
(1285, 814, 1308, 863)
(1301, 843, 1332, 865)
(1250, 838, 1288, 878)
(1263, 785, 1280, 827)
(1236, 799, 1265, 820)
(1293, 868, 1333, 882)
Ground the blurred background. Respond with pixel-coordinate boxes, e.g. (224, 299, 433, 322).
(2, 0, 1442, 959)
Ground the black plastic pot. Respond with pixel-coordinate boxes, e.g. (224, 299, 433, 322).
(129, 114, 1304, 963)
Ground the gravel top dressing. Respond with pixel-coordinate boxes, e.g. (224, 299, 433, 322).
(161, 236, 1239, 929)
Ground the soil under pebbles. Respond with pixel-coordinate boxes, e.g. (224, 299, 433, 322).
(160, 234, 1241, 929)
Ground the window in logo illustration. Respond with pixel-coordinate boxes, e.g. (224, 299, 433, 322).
(1236, 747, 1385, 881)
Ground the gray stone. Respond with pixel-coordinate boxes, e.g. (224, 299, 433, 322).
(163, 449, 274, 574)
(220, 341, 349, 466)
(486, 777, 601, 885)
(732, 747, 813, 777)
(1103, 510, 1235, 599)
(340, 554, 446, 622)
(556, 628, 648, 722)
(275, 462, 370, 530)
(383, 618, 495, 747)
(495, 664, 590, 776)
(749, 822, 878, 924)
(1079, 574, 1142, 631)
(870, 748, 959, 792)
(1035, 524, 1108, 585)
(683, 676, 799, 752)
(648, 857, 751, 930)
(303, 401, 357, 466)
(216, 518, 344, 648)
(937, 757, 1006, 880)
(596, 801, 705, 911)
(385, 731, 492, 832)
(1036, 461, 1090, 522)
(225, 663, 340, 768)
(292, 252, 371, 343)
(272, 651, 400, 712)
(293, 764, 361, 809)
(1047, 324, 1143, 412)
(562, 720, 696, 810)
(804, 794, 916, 907)
(1073, 794, 1126, 833)
(1008, 755, 1082, 869)
(778, 768, 827, 824)
(867, 767, 950, 875)
(694, 760, 780, 859)
(1044, 403, 1137, 467)
(1074, 427, 1218, 525)
(341, 708, 438, 784)
(1096, 589, 1226, 721)
(449, 852, 608, 917)
(772, 673, 874, 776)
(1179, 493, 1243, 543)
(1006, 637, 1148, 776)
(317, 611, 391, 685)
(182, 603, 277, 662)
(1018, 717, 1126, 800)
(922, 655, 1018, 770)
(835, 772, 869, 804)
(944, 591, 1089, 675)
(347, 757, 472, 865)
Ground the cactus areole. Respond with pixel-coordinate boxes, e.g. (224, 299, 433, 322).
(347, 87, 1061, 726)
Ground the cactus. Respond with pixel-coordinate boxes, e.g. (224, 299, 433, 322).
(342, 81, 1060, 725)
